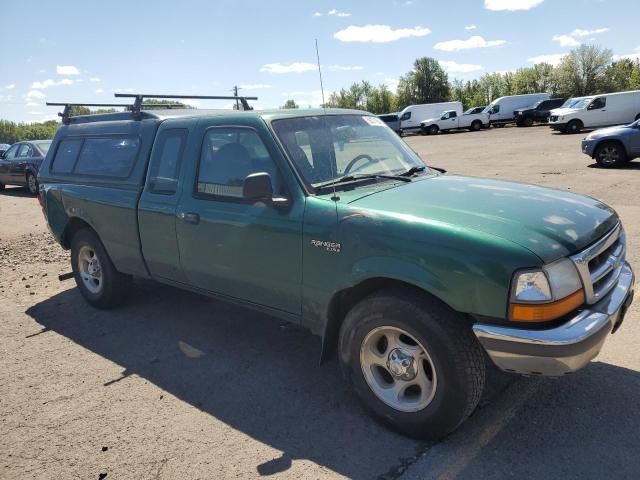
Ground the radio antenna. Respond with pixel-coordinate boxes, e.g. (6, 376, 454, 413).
(315, 39, 339, 202)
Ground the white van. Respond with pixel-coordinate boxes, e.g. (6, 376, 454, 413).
(483, 93, 549, 126)
(548, 90, 640, 133)
(399, 102, 462, 133)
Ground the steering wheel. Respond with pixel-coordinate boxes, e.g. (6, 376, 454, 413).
(343, 154, 378, 175)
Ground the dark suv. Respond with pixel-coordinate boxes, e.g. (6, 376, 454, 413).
(0, 140, 51, 194)
(514, 98, 566, 127)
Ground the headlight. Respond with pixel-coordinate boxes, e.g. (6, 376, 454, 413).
(510, 259, 584, 322)
(559, 116, 565, 121)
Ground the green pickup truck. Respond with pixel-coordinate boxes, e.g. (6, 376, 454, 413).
(38, 99, 634, 439)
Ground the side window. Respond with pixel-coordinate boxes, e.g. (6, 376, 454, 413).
(538, 101, 549, 110)
(492, 105, 500, 113)
(17, 144, 33, 158)
(196, 128, 283, 199)
(148, 129, 187, 195)
(3, 145, 19, 160)
(400, 112, 411, 121)
(75, 137, 140, 177)
(450, 111, 457, 118)
(52, 139, 83, 173)
(589, 97, 606, 110)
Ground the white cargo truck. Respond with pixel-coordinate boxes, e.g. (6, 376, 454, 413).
(483, 93, 550, 126)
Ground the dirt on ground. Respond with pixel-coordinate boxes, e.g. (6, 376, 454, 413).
(1, 125, 639, 480)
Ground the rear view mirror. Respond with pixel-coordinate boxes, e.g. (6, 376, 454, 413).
(243, 172, 290, 210)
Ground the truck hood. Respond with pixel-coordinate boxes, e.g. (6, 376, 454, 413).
(550, 107, 581, 116)
(347, 175, 617, 262)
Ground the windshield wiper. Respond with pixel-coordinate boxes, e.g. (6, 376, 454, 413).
(400, 165, 427, 177)
(314, 173, 412, 190)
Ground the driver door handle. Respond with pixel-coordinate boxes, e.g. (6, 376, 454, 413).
(178, 212, 200, 225)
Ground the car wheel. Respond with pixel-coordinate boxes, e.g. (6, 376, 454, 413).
(567, 120, 582, 134)
(26, 172, 39, 195)
(338, 289, 485, 439)
(595, 142, 627, 168)
(71, 228, 131, 308)
(0, 183, 5, 191)
(428, 125, 439, 135)
(470, 120, 482, 132)
(523, 116, 534, 127)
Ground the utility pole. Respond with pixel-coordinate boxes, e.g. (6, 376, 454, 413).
(232, 86, 240, 110)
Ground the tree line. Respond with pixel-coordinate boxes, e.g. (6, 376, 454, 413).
(320, 45, 640, 114)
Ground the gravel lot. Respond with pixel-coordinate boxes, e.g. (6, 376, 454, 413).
(1, 125, 639, 480)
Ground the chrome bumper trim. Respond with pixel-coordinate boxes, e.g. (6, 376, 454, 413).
(473, 262, 634, 376)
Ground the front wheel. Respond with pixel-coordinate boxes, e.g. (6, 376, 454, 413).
(470, 120, 482, 132)
(0, 183, 5, 191)
(71, 229, 131, 308)
(566, 120, 582, 134)
(595, 142, 627, 167)
(26, 172, 38, 195)
(522, 116, 534, 127)
(338, 290, 485, 439)
(428, 125, 439, 135)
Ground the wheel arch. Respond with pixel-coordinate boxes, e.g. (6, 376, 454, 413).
(592, 138, 628, 159)
(62, 217, 101, 250)
(320, 277, 453, 364)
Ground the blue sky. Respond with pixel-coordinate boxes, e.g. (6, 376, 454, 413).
(1, 0, 637, 122)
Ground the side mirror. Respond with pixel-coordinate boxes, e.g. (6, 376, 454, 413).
(243, 172, 290, 210)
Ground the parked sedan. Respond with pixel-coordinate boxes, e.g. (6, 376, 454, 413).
(0, 140, 52, 194)
(581, 119, 640, 167)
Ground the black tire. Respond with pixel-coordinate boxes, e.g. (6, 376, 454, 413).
(70, 228, 131, 308)
(338, 289, 485, 439)
(0, 183, 5, 191)
(594, 142, 627, 168)
(522, 116, 534, 127)
(428, 125, 439, 135)
(566, 119, 582, 134)
(26, 172, 38, 195)
(470, 120, 482, 132)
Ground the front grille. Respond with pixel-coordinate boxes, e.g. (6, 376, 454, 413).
(550, 115, 558, 122)
(571, 224, 625, 304)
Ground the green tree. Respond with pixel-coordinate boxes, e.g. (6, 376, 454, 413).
(396, 57, 449, 109)
(280, 99, 299, 109)
(554, 44, 613, 97)
(603, 59, 636, 92)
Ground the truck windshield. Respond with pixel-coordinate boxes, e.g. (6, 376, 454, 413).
(271, 115, 428, 188)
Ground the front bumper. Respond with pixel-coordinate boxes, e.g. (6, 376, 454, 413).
(473, 262, 634, 376)
(581, 139, 597, 156)
(550, 122, 567, 131)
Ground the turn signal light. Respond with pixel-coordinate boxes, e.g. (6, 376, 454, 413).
(510, 289, 585, 322)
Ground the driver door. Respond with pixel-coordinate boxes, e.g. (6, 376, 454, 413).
(175, 119, 304, 315)
(0, 144, 19, 184)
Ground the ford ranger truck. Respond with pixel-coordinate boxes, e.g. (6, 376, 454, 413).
(38, 107, 635, 439)
(420, 108, 488, 134)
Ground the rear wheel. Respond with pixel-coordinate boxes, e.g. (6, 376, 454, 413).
(0, 183, 5, 191)
(470, 120, 482, 131)
(428, 125, 439, 135)
(338, 289, 485, 439)
(26, 172, 38, 195)
(595, 142, 627, 167)
(71, 228, 131, 308)
(566, 119, 582, 134)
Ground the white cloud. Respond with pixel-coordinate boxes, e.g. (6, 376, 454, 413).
(260, 62, 317, 73)
(484, 0, 543, 10)
(28, 111, 43, 115)
(527, 53, 566, 66)
(614, 52, 640, 61)
(25, 90, 46, 99)
(4, 84, 15, 90)
(327, 9, 351, 17)
(334, 24, 431, 43)
(56, 65, 80, 75)
(89, 77, 101, 82)
(384, 78, 400, 91)
(326, 65, 363, 71)
(571, 27, 608, 37)
(552, 27, 608, 47)
(239, 84, 272, 89)
(313, 12, 323, 16)
(31, 78, 74, 89)
(26, 102, 40, 107)
(96, 88, 105, 94)
(465, 25, 477, 30)
(552, 34, 580, 47)
(434, 35, 506, 51)
(439, 60, 483, 73)
(280, 89, 324, 107)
